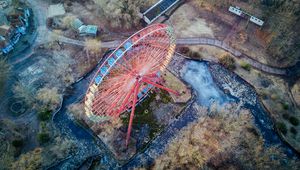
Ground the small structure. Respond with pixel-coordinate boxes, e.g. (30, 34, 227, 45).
(228, 6, 242, 16)
(0, 12, 9, 25)
(228, 6, 264, 27)
(0, 0, 9, 9)
(0, 24, 11, 37)
(78, 25, 98, 36)
(47, 4, 66, 18)
(142, 0, 182, 24)
(1, 8, 31, 54)
(249, 16, 264, 27)
(0, 35, 6, 48)
(71, 18, 83, 30)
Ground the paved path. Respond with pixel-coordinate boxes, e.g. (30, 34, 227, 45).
(25, 0, 287, 76)
(176, 37, 287, 75)
(51, 36, 287, 76)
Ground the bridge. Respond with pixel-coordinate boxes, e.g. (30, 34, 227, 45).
(142, 0, 182, 24)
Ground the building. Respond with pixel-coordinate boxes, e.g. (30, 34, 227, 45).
(0, 35, 6, 48)
(249, 16, 264, 27)
(78, 25, 98, 36)
(1, 8, 31, 54)
(47, 4, 66, 18)
(0, 0, 9, 9)
(228, 6, 242, 16)
(0, 24, 11, 37)
(71, 18, 83, 30)
(142, 0, 182, 24)
(0, 12, 9, 25)
(228, 6, 264, 27)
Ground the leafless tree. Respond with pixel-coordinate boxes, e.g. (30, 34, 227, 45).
(93, 0, 152, 28)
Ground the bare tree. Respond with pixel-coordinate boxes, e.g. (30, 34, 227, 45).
(61, 15, 76, 29)
(11, 148, 43, 169)
(13, 82, 36, 107)
(0, 58, 10, 94)
(36, 87, 61, 111)
(93, 0, 151, 28)
(84, 39, 102, 55)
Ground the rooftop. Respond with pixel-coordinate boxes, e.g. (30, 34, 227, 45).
(78, 25, 98, 36)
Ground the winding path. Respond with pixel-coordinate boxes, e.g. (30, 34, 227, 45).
(54, 36, 288, 76)
(23, 0, 288, 77)
(176, 38, 287, 75)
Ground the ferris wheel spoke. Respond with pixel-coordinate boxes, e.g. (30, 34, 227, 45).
(107, 93, 128, 117)
(85, 24, 177, 147)
(113, 60, 132, 73)
(94, 84, 128, 107)
(116, 80, 138, 117)
(125, 81, 140, 147)
(141, 77, 179, 95)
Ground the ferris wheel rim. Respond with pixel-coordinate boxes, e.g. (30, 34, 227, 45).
(85, 24, 176, 122)
(89, 24, 173, 88)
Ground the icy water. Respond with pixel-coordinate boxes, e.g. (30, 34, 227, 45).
(51, 59, 298, 169)
(182, 61, 231, 106)
(181, 60, 296, 157)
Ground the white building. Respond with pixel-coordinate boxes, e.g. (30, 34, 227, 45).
(228, 6, 264, 27)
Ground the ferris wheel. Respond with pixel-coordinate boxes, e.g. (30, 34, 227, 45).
(85, 24, 178, 146)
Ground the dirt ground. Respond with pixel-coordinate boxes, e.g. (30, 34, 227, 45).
(168, 1, 271, 66)
(235, 61, 300, 152)
(153, 102, 300, 169)
(292, 81, 300, 107)
(162, 70, 191, 103)
(81, 70, 192, 161)
(185, 43, 300, 153)
(168, 1, 300, 152)
(63, 1, 141, 40)
(168, 4, 215, 38)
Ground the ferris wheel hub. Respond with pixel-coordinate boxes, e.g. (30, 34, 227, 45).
(84, 24, 178, 147)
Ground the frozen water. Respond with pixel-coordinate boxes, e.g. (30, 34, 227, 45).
(182, 61, 230, 106)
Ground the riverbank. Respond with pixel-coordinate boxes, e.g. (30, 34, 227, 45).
(74, 56, 299, 169)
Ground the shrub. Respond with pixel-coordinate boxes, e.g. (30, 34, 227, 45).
(240, 61, 251, 71)
(38, 110, 52, 121)
(144, 109, 149, 114)
(218, 53, 236, 70)
(37, 133, 50, 144)
(178, 47, 190, 54)
(270, 94, 278, 101)
(190, 51, 203, 59)
(259, 91, 268, 100)
(36, 87, 60, 110)
(289, 116, 299, 126)
(282, 113, 289, 120)
(282, 103, 289, 110)
(0, 58, 10, 94)
(290, 127, 297, 135)
(12, 139, 24, 148)
(84, 39, 102, 54)
(276, 122, 287, 135)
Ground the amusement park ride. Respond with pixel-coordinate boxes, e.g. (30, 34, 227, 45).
(84, 24, 178, 147)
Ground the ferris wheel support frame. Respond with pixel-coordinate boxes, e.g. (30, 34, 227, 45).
(84, 24, 178, 147)
(124, 74, 179, 146)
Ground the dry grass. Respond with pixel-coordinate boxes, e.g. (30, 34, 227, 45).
(168, 4, 214, 38)
(162, 70, 191, 103)
(153, 103, 300, 169)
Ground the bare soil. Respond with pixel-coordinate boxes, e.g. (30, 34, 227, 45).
(169, 1, 273, 66)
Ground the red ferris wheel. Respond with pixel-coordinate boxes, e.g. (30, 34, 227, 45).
(85, 24, 178, 146)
